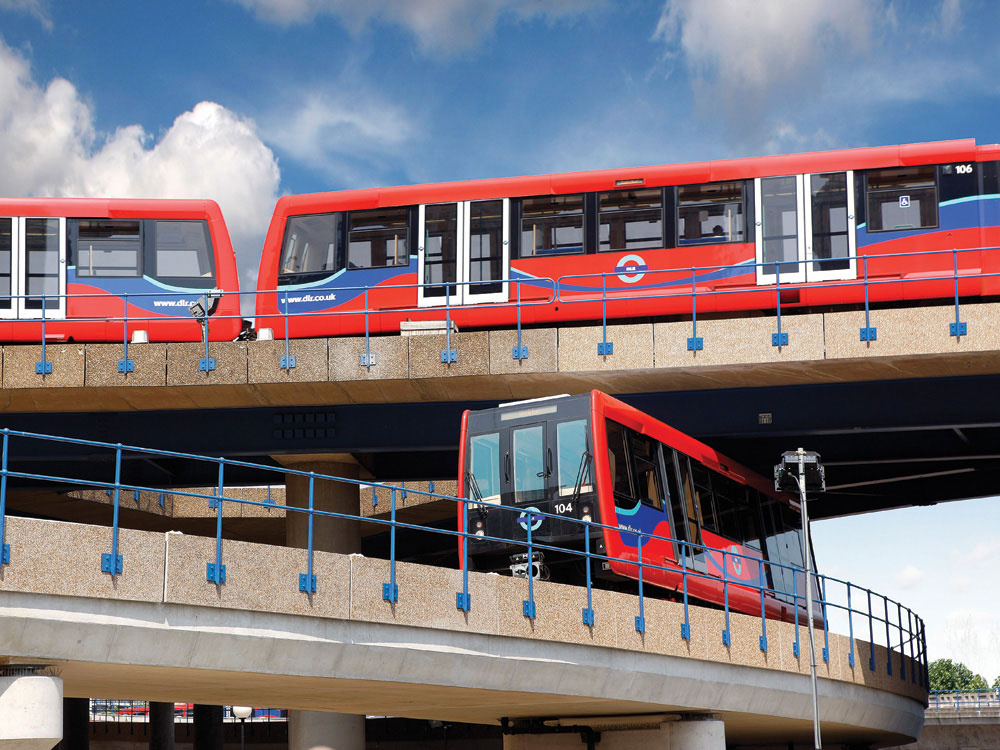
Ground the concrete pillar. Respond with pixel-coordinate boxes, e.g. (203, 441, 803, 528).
(284, 460, 364, 750)
(193, 705, 223, 750)
(284, 461, 361, 554)
(58, 698, 88, 750)
(0, 674, 63, 750)
(503, 716, 725, 750)
(288, 710, 364, 750)
(668, 715, 725, 750)
(149, 702, 175, 750)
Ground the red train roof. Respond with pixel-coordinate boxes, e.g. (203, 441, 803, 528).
(276, 138, 989, 214)
(0, 197, 223, 220)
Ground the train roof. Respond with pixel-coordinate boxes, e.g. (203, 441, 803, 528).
(0, 197, 223, 219)
(275, 137, 994, 214)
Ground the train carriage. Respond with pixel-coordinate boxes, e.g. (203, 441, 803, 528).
(457, 391, 820, 623)
(0, 198, 241, 342)
(256, 138, 1000, 337)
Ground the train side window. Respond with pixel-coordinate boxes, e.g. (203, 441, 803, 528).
(677, 181, 745, 245)
(628, 432, 664, 510)
(557, 420, 592, 497)
(280, 213, 342, 276)
(690, 462, 717, 532)
(468, 432, 501, 504)
(597, 188, 663, 252)
(348, 207, 409, 269)
(606, 420, 636, 510)
(76, 219, 142, 277)
(154, 221, 214, 278)
(663, 449, 687, 542)
(740, 490, 762, 551)
(520, 194, 584, 256)
(0, 218, 11, 308)
(866, 166, 938, 232)
(712, 472, 742, 540)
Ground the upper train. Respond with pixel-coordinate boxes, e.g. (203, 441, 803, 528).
(255, 137, 1000, 337)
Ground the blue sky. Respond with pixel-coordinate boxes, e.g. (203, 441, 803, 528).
(1, 0, 999, 680)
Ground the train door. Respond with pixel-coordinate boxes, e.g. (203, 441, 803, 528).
(754, 172, 856, 285)
(3, 217, 67, 321)
(417, 199, 509, 307)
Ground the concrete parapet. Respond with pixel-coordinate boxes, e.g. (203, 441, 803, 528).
(329, 337, 408, 382)
(408, 332, 490, 380)
(558, 324, 654, 372)
(165, 342, 248, 386)
(84, 344, 168, 387)
(488, 329, 558, 375)
(2, 345, 84, 390)
(360, 480, 458, 521)
(248, 339, 329, 384)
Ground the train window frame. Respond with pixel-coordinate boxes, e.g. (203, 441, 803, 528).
(676, 181, 747, 246)
(73, 219, 143, 278)
(597, 187, 665, 253)
(865, 166, 939, 233)
(279, 212, 344, 282)
(347, 206, 411, 271)
(518, 193, 586, 258)
(0, 217, 10, 308)
(151, 220, 217, 287)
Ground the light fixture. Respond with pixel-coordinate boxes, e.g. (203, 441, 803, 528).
(232, 705, 252, 750)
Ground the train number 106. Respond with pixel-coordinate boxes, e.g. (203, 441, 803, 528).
(955, 164, 974, 174)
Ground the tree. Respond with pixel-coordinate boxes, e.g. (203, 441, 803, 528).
(993, 675, 1000, 690)
(928, 658, 989, 691)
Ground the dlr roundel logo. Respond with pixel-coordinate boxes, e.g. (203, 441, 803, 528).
(615, 254, 648, 283)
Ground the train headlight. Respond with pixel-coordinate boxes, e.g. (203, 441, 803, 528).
(475, 520, 483, 529)
(582, 505, 592, 523)
(475, 529, 485, 537)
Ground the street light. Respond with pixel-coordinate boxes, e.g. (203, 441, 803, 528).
(774, 449, 825, 750)
(232, 705, 252, 750)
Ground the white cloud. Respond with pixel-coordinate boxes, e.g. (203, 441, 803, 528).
(234, 0, 601, 55)
(0, 39, 281, 305)
(941, 609, 1000, 680)
(894, 564, 927, 589)
(0, 0, 51, 29)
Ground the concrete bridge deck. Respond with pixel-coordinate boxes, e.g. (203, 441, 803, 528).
(0, 516, 926, 748)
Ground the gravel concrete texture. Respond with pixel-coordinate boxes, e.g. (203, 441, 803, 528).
(360, 480, 458, 518)
(488, 328, 558, 374)
(824, 303, 1000, 358)
(248, 339, 328, 383)
(67, 488, 174, 517)
(163, 532, 350, 620)
(329, 336, 409, 381)
(2, 344, 85, 388)
(166, 342, 248, 386)
(0, 516, 163, 602)
(557, 324, 654, 372)
(654, 313, 825, 368)
(408, 331, 490, 378)
(84, 344, 168, 387)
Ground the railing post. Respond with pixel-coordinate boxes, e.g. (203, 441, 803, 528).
(907, 609, 916, 683)
(860, 255, 877, 341)
(299, 472, 317, 593)
(512, 281, 528, 360)
(721, 548, 731, 645)
(361, 287, 375, 367)
(0, 430, 11, 565)
(680, 541, 690, 640)
(758, 558, 767, 652)
(634, 534, 645, 633)
(792, 568, 801, 658)
(950, 247, 967, 337)
(456, 497, 470, 612)
(772, 266, 788, 347)
(118, 293, 134, 373)
(441, 286, 456, 363)
(897, 601, 906, 680)
(281, 293, 296, 370)
(582, 519, 594, 626)
(383, 486, 399, 602)
(867, 588, 876, 671)
(523, 509, 536, 619)
(884, 596, 892, 676)
(822, 577, 830, 663)
(846, 582, 856, 668)
(100, 444, 124, 576)
(36, 295, 52, 374)
(598, 274, 613, 355)
(687, 268, 703, 350)
(207, 460, 226, 583)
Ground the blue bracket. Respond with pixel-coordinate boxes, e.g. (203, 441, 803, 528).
(950, 321, 967, 337)
(634, 615, 645, 634)
(823, 646, 830, 663)
(772, 332, 788, 347)
(869, 654, 876, 671)
(687, 337, 703, 351)
(360, 352, 376, 366)
(512, 345, 529, 360)
(208, 495, 219, 510)
(597, 341, 613, 356)
(299, 573, 316, 594)
(760, 635, 768, 652)
(793, 641, 800, 658)
(0, 544, 8, 565)
(206, 562, 226, 584)
(722, 629, 731, 646)
(859, 327, 877, 341)
(440, 349, 457, 363)
(35, 361, 53, 374)
(200, 357, 216, 372)
(582, 607, 595, 627)
(849, 651, 855, 668)
(101, 553, 123, 575)
(133, 490, 140, 504)
(118, 359, 135, 373)
(428, 481, 435, 493)
(456, 592, 471, 612)
(158, 493, 165, 508)
(280, 355, 296, 370)
(523, 600, 536, 619)
(383, 582, 398, 603)
(680, 623, 690, 641)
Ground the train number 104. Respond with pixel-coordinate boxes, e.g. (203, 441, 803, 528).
(555, 503, 574, 514)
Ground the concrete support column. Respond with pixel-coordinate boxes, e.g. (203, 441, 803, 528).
(193, 705, 223, 750)
(0, 674, 63, 750)
(503, 716, 725, 750)
(288, 710, 364, 750)
(668, 715, 725, 750)
(59, 698, 88, 750)
(149, 702, 175, 750)
(284, 461, 361, 554)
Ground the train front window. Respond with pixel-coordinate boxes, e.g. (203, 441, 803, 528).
(866, 166, 938, 232)
(598, 188, 663, 252)
(606, 421, 635, 510)
(0, 218, 11, 308)
(520, 194, 584, 256)
(154, 221, 214, 278)
(348, 207, 409, 269)
(468, 432, 501, 504)
(677, 181, 745, 244)
(557, 419, 592, 497)
(76, 220, 141, 277)
(512, 425, 546, 504)
(280, 213, 341, 276)
(629, 432, 663, 510)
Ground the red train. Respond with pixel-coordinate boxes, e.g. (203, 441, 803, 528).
(255, 138, 1000, 337)
(0, 198, 241, 342)
(457, 391, 817, 623)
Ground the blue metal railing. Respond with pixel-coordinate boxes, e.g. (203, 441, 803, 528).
(929, 689, 1000, 712)
(0, 427, 928, 689)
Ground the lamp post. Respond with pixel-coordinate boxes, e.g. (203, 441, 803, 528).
(775, 448, 825, 750)
(232, 706, 252, 750)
